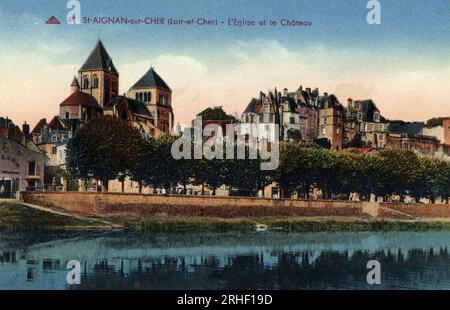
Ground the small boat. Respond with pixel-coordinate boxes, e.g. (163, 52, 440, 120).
(255, 223, 268, 232)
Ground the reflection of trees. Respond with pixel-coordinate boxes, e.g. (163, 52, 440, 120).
(72, 247, 450, 290)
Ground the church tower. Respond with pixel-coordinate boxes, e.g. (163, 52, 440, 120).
(129, 67, 174, 134)
(78, 39, 119, 108)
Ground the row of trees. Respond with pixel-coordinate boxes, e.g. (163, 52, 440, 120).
(66, 116, 450, 202)
(277, 143, 450, 202)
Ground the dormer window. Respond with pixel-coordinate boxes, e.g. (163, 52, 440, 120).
(374, 112, 380, 122)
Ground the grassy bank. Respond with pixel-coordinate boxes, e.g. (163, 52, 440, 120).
(106, 215, 450, 233)
(3, 201, 450, 232)
(0, 202, 111, 230)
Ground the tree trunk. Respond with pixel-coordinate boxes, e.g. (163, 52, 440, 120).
(102, 179, 109, 192)
(121, 181, 124, 193)
(138, 181, 143, 194)
(201, 183, 205, 195)
(212, 186, 216, 196)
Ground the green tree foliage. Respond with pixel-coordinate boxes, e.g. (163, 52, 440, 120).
(66, 116, 145, 192)
(223, 145, 271, 196)
(131, 134, 185, 191)
(197, 107, 237, 122)
(424, 117, 450, 128)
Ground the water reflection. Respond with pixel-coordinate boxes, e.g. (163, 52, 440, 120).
(0, 230, 450, 290)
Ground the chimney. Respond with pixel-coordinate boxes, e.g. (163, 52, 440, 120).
(347, 98, 353, 108)
(324, 92, 328, 97)
(22, 121, 30, 142)
(283, 88, 288, 96)
(7, 123, 15, 140)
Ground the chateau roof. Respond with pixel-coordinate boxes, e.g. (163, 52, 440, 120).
(60, 91, 102, 110)
(388, 121, 424, 134)
(130, 67, 172, 92)
(32, 118, 47, 134)
(243, 98, 261, 114)
(48, 116, 66, 131)
(79, 39, 118, 74)
(105, 96, 154, 119)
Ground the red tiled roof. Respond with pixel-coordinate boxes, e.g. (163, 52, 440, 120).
(355, 146, 375, 154)
(31, 118, 47, 134)
(49, 116, 65, 131)
(60, 91, 102, 110)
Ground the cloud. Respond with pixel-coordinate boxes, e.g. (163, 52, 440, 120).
(2, 38, 450, 129)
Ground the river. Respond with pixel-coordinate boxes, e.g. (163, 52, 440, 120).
(0, 230, 449, 290)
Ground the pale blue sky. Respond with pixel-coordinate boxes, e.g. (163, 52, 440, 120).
(1, 0, 450, 126)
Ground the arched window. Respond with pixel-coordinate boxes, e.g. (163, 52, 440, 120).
(65, 112, 70, 119)
(147, 92, 152, 103)
(135, 93, 139, 100)
(92, 75, 99, 88)
(82, 75, 89, 89)
(144, 92, 148, 102)
(138, 92, 143, 102)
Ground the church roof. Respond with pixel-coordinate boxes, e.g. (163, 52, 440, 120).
(105, 96, 154, 119)
(79, 39, 118, 74)
(60, 91, 102, 110)
(71, 76, 79, 87)
(130, 67, 172, 92)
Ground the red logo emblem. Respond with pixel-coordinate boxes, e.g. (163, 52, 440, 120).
(46, 16, 61, 25)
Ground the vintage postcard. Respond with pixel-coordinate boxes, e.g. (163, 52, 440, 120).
(1, 0, 450, 305)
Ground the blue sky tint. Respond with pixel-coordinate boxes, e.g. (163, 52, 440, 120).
(1, 0, 450, 126)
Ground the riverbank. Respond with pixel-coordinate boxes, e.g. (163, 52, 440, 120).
(0, 202, 113, 230)
(3, 201, 450, 232)
(105, 215, 450, 232)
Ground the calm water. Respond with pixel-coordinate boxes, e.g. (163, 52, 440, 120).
(1, 230, 450, 290)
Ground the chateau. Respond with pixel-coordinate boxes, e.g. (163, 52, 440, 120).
(241, 86, 449, 158)
(32, 39, 174, 168)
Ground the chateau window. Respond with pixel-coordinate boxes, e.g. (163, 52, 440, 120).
(364, 123, 368, 132)
(358, 112, 363, 121)
(138, 92, 143, 102)
(135, 93, 139, 100)
(92, 75, 99, 88)
(52, 147, 57, 155)
(290, 117, 295, 124)
(28, 161, 36, 176)
(379, 134, 384, 140)
(380, 124, 385, 132)
(82, 76, 89, 89)
(65, 112, 70, 119)
(52, 136, 57, 143)
(144, 92, 148, 102)
(148, 92, 152, 103)
(374, 112, 380, 122)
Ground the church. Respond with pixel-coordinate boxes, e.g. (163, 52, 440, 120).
(32, 39, 174, 167)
